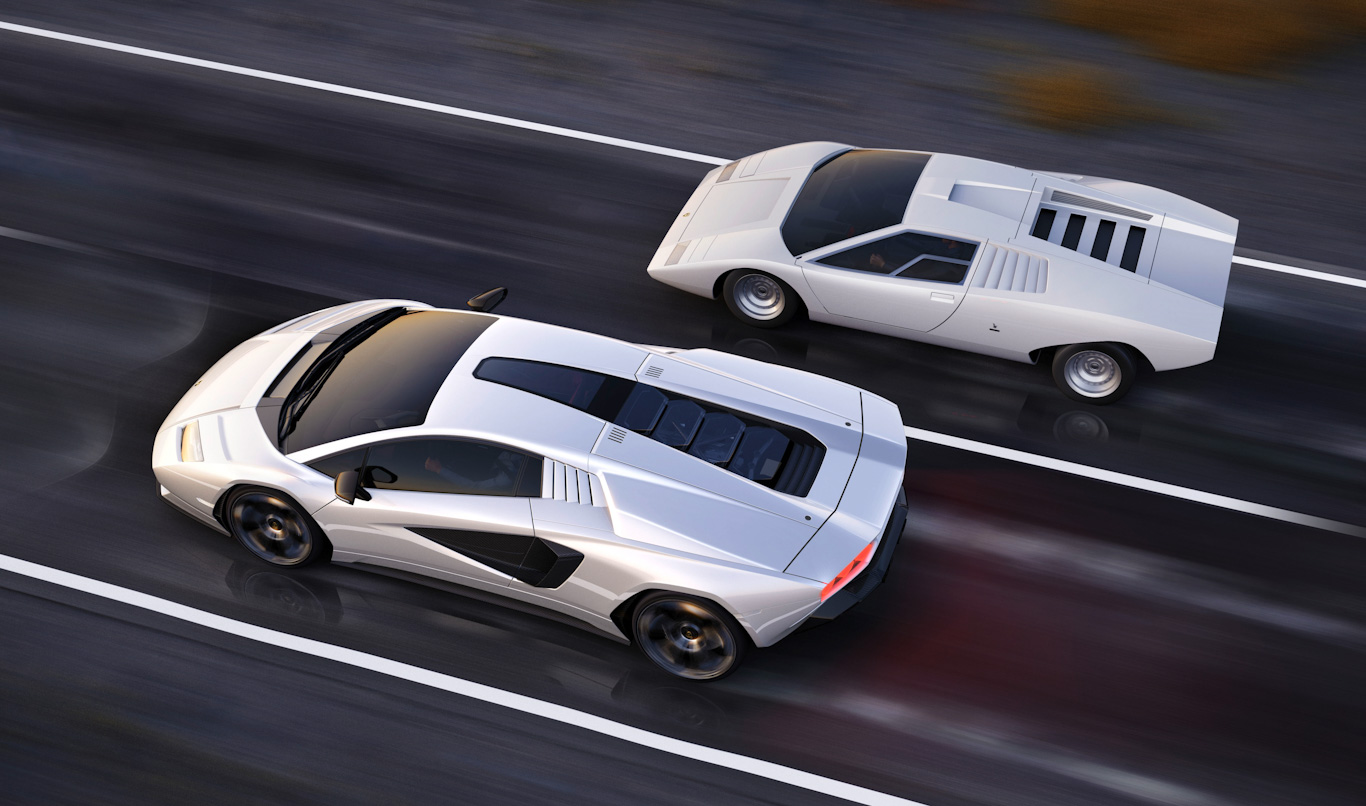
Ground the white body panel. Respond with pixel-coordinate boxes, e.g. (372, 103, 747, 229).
(152, 301, 907, 650)
(648, 143, 1238, 373)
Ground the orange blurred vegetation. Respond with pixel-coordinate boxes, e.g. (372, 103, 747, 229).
(1001, 63, 1149, 130)
(1049, 0, 1366, 73)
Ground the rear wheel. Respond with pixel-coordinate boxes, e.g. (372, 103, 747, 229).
(631, 592, 748, 681)
(224, 487, 329, 567)
(1051, 343, 1137, 405)
(722, 271, 800, 329)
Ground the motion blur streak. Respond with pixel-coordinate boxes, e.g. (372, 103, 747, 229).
(1232, 256, 1366, 290)
(0, 552, 927, 806)
(0, 20, 729, 166)
(1, 18, 1361, 291)
(904, 426, 1366, 538)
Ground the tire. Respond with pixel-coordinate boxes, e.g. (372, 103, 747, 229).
(224, 487, 330, 568)
(631, 592, 749, 681)
(1051, 343, 1138, 405)
(722, 271, 800, 329)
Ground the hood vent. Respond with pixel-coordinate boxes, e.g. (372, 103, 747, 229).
(1049, 189, 1152, 222)
(475, 357, 826, 497)
(973, 244, 1048, 293)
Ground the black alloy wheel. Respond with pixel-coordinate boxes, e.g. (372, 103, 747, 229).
(631, 592, 748, 681)
(225, 487, 329, 567)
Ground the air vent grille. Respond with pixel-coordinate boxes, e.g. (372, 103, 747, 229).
(643, 365, 664, 378)
(608, 427, 627, 443)
(972, 244, 1048, 293)
(542, 459, 603, 506)
(1049, 190, 1152, 221)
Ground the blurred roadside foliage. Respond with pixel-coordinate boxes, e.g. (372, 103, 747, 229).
(999, 63, 1163, 130)
(1048, 0, 1366, 73)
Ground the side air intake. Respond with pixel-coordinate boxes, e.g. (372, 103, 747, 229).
(972, 244, 1048, 293)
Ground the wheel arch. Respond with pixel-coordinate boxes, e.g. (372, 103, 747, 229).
(610, 587, 757, 647)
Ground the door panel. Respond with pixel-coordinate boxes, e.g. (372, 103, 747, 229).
(316, 490, 534, 587)
(800, 230, 977, 332)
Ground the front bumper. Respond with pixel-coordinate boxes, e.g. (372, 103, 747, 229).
(800, 485, 907, 628)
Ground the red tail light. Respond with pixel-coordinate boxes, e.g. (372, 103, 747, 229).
(820, 541, 875, 601)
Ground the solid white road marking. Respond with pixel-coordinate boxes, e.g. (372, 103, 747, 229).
(0, 20, 728, 166)
(2, 20, 1362, 287)
(905, 426, 1365, 538)
(0, 552, 925, 806)
(1232, 256, 1366, 290)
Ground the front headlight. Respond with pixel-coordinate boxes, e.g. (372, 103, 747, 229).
(180, 420, 204, 462)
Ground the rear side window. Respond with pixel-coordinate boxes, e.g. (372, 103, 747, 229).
(818, 232, 977, 284)
(363, 439, 536, 497)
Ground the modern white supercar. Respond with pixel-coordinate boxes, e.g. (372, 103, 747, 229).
(647, 142, 1240, 404)
(152, 292, 908, 680)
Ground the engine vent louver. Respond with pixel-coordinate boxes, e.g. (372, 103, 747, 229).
(972, 244, 1048, 293)
(474, 357, 825, 497)
(542, 459, 603, 506)
(1049, 190, 1152, 221)
(643, 365, 664, 378)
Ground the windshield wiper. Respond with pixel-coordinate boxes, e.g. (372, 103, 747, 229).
(277, 307, 407, 449)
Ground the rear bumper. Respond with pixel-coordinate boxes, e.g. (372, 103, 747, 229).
(800, 485, 907, 628)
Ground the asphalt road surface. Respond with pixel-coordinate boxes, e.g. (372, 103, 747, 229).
(1, 20, 1364, 806)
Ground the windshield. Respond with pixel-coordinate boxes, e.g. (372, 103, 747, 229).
(280, 310, 495, 453)
(781, 149, 932, 256)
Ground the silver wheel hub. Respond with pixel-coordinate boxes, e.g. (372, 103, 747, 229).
(1064, 350, 1121, 398)
(733, 274, 785, 321)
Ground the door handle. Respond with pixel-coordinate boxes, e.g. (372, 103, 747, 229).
(930, 292, 955, 303)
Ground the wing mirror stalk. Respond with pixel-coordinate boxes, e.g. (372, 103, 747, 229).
(334, 470, 371, 504)
(467, 287, 508, 313)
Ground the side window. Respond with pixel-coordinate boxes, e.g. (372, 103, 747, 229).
(363, 439, 537, 497)
(308, 447, 367, 479)
(817, 232, 977, 284)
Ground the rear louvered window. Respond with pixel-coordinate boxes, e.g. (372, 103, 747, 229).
(474, 357, 826, 496)
(1060, 214, 1086, 250)
(1120, 227, 1146, 272)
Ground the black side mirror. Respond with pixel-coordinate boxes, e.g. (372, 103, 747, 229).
(467, 287, 508, 313)
(334, 470, 370, 504)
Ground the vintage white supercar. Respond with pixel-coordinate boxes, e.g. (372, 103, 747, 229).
(152, 292, 907, 680)
(647, 142, 1240, 404)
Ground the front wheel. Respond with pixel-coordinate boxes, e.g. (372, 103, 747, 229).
(1051, 343, 1138, 405)
(224, 487, 330, 567)
(722, 271, 800, 329)
(631, 592, 749, 681)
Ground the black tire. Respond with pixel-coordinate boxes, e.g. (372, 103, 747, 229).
(1051, 343, 1138, 405)
(224, 487, 330, 568)
(722, 270, 800, 329)
(631, 592, 749, 681)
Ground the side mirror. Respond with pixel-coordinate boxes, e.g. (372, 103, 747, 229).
(467, 287, 508, 313)
(334, 470, 370, 504)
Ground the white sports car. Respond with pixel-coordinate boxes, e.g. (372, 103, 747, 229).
(647, 142, 1239, 404)
(152, 292, 908, 680)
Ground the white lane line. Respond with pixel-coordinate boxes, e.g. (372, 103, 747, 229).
(4, 19, 1366, 289)
(1232, 256, 1366, 290)
(0, 552, 924, 806)
(0, 20, 728, 166)
(905, 426, 1365, 538)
